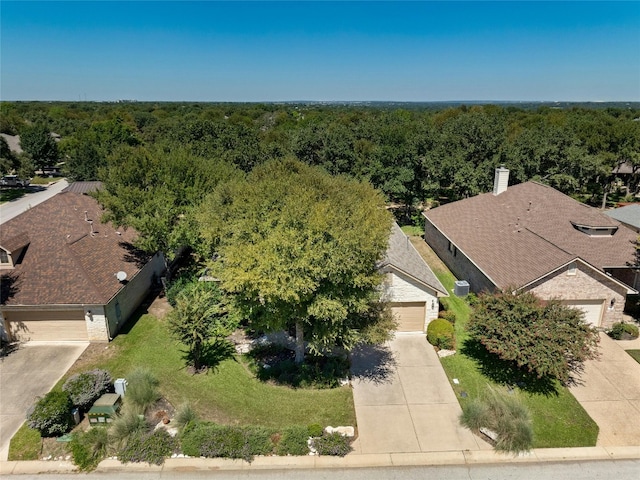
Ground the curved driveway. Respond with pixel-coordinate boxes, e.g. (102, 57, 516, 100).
(350, 334, 490, 454)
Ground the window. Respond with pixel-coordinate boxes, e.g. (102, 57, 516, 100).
(567, 262, 577, 276)
(448, 241, 457, 257)
(0, 250, 9, 264)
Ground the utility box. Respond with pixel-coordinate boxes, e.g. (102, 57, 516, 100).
(88, 394, 122, 425)
(114, 378, 127, 397)
(454, 280, 470, 297)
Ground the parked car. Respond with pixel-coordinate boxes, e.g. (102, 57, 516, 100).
(0, 175, 30, 187)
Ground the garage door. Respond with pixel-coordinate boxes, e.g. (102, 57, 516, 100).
(390, 302, 426, 332)
(560, 300, 604, 327)
(4, 310, 88, 342)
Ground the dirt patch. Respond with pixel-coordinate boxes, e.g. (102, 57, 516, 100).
(147, 295, 172, 320)
(64, 343, 118, 378)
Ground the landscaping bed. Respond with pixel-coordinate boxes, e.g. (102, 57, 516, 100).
(409, 235, 599, 448)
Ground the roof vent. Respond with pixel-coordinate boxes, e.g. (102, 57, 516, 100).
(493, 166, 509, 196)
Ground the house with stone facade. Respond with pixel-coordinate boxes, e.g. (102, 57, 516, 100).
(378, 222, 448, 332)
(423, 167, 638, 329)
(0, 183, 164, 342)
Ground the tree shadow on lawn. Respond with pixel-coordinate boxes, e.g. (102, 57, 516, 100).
(349, 343, 397, 385)
(461, 338, 559, 396)
(179, 339, 236, 375)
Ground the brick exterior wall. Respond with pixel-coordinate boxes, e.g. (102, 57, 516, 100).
(423, 217, 496, 293)
(525, 262, 627, 330)
(84, 306, 109, 342)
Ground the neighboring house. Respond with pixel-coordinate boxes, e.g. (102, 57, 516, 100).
(0, 182, 164, 342)
(423, 167, 638, 329)
(378, 222, 448, 332)
(605, 203, 640, 233)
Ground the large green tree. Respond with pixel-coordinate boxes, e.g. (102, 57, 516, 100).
(468, 290, 600, 384)
(19, 123, 59, 170)
(198, 158, 393, 363)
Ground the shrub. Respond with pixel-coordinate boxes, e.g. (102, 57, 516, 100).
(311, 432, 352, 457)
(165, 275, 192, 307)
(180, 422, 274, 462)
(63, 369, 112, 410)
(26, 390, 73, 437)
(307, 423, 323, 437)
(109, 408, 149, 446)
(459, 386, 533, 454)
(118, 429, 177, 465)
(70, 427, 110, 472)
(438, 310, 457, 325)
(276, 425, 309, 456)
(608, 322, 640, 340)
(173, 403, 198, 432)
(124, 368, 160, 414)
(426, 319, 455, 350)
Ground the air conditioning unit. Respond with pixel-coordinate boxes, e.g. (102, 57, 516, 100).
(454, 280, 470, 297)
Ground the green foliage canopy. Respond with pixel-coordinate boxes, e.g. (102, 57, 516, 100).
(198, 158, 393, 361)
(468, 290, 600, 383)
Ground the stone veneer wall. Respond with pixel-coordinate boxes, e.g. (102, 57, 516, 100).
(525, 262, 627, 330)
(84, 305, 108, 342)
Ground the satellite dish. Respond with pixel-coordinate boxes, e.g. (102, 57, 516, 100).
(116, 271, 128, 282)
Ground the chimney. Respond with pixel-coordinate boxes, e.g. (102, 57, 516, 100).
(493, 166, 509, 195)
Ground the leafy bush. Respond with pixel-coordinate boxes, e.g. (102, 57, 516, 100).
(426, 319, 455, 350)
(276, 425, 309, 456)
(468, 291, 599, 383)
(118, 429, 177, 465)
(165, 275, 193, 307)
(124, 368, 160, 414)
(63, 369, 112, 410)
(173, 402, 198, 432)
(180, 422, 274, 462)
(311, 432, 352, 456)
(307, 423, 324, 437)
(70, 427, 110, 472)
(608, 322, 639, 340)
(460, 386, 533, 454)
(438, 310, 457, 325)
(26, 390, 73, 437)
(109, 408, 149, 446)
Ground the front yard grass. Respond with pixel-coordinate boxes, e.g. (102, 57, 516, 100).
(0, 187, 29, 203)
(409, 235, 599, 448)
(626, 350, 640, 365)
(8, 423, 41, 461)
(60, 312, 355, 429)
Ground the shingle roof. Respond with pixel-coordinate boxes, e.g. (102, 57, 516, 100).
(379, 222, 448, 296)
(605, 204, 640, 230)
(0, 190, 147, 306)
(424, 182, 637, 289)
(61, 181, 103, 194)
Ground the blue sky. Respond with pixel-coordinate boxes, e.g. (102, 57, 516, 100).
(1, 1, 639, 102)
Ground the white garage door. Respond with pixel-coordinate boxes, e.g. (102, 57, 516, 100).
(560, 300, 604, 327)
(4, 310, 88, 342)
(390, 302, 426, 332)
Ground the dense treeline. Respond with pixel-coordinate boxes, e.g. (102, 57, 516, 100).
(1, 101, 639, 207)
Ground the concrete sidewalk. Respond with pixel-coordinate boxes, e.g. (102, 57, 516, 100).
(350, 334, 490, 454)
(569, 333, 640, 446)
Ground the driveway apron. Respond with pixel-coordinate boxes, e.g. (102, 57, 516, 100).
(0, 342, 88, 461)
(350, 334, 488, 454)
(569, 333, 640, 446)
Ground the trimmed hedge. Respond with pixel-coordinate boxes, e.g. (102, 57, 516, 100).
(608, 322, 639, 340)
(438, 310, 457, 325)
(427, 319, 455, 350)
(276, 425, 309, 456)
(311, 432, 352, 456)
(118, 429, 177, 465)
(180, 422, 274, 462)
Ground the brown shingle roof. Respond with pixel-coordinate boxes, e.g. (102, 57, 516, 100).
(424, 182, 637, 289)
(0, 191, 146, 306)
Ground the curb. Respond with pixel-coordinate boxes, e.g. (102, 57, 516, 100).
(1, 446, 639, 475)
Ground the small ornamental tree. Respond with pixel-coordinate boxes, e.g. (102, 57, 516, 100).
(468, 290, 599, 383)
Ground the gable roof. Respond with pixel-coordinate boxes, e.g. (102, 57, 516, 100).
(605, 204, 640, 231)
(424, 181, 637, 289)
(0, 189, 148, 306)
(379, 222, 448, 296)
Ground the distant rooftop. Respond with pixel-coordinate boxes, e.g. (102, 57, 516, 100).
(61, 181, 103, 194)
(605, 204, 640, 230)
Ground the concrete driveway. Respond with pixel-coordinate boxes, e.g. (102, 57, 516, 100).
(350, 334, 490, 454)
(569, 333, 640, 446)
(0, 342, 88, 460)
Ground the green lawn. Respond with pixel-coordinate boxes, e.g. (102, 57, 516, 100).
(410, 235, 599, 448)
(0, 188, 28, 203)
(58, 312, 355, 429)
(626, 350, 640, 365)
